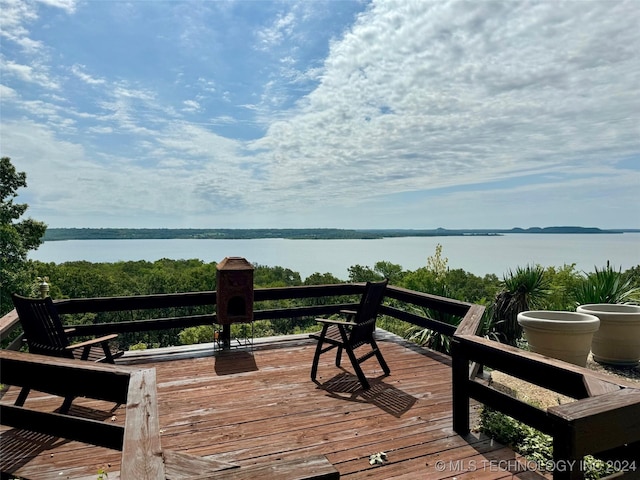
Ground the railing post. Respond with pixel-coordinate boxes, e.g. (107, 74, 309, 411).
(451, 337, 470, 434)
(551, 425, 583, 480)
(38, 276, 50, 298)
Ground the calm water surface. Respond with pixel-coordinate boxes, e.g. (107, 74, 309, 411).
(30, 234, 639, 280)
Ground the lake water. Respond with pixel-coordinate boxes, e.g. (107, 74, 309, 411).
(29, 234, 639, 280)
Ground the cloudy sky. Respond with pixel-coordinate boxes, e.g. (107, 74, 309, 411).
(1, 0, 639, 229)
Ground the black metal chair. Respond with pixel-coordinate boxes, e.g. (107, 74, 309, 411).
(11, 293, 124, 408)
(310, 279, 390, 390)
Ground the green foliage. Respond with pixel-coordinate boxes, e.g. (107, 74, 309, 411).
(406, 283, 458, 354)
(253, 264, 301, 287)
(0, 157, 47, 315)
(444, 269, 501, 304)
(491, 265, 550, 346)
(96, 467, 109, 480)
(544, 264, 583, 311)
(480, 408, 618, 479)
(426, 243, 448, 281)
(373, 261, 405, 284)
(303, 272, 342, 285)
(574, 263, 640, 305)
(401, 245, 459, 354)
(12, 247, 638, 353)
(347, 264, 383, 282)
(179, 325, 215, 345)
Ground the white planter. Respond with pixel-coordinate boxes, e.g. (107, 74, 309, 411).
(577, 304, 640, 366)
(517, 310, 600, 366)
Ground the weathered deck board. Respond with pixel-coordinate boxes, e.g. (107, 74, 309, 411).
(1, 333, 549, 479)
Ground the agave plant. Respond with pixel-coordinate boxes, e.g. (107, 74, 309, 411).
(491, 265, 550, 346)
(574, 263, 640, 305)
(406, 283, 459, 354)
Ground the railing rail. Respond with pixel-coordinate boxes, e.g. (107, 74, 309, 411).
(0, 283, 472, 347)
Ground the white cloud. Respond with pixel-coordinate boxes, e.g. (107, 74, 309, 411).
(36, 0, 77, 14)
(256, 11, 296, 50)
(71, 64, 106, 85)
(182, 99, 201, 113)
(1, 0, 638, 229)
(0, 83, 18, 99)
(1, 0, 76, 53)
(0, 0, 39, 50)
(248, 0, 640, 212)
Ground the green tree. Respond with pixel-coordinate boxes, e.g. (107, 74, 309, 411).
(544, 264, 582, 310)
(373, 261, 404, 284)
(303, 272, 342, 285)
(1, 157, 47, 314)
(347, 264, 382, 282)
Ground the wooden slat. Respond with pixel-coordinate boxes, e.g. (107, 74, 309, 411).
(466, 380, 551, 434)
(582, 374, 622, 397)
(162, 450, 238, 479)
(201, 455, 338, 480)
(456, 334, 591, 399)
(0, 309, 20, 341)
(121, 368, 165, 480)
(384, 285, 473, 317)
(0, 350, 132, 403)
(548, 388, 640, 457)
(454, 304, 486, 336)
(0, 404, 124, 450)
(379, 305, 457, 335)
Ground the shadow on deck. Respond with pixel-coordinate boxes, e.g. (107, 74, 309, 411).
(1, 331, 547, 480)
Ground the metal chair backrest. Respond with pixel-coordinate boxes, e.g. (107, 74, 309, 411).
(11, 294, 73, 358)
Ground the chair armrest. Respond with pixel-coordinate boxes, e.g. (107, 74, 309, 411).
(66, 334, 118, 351)
(315, 318, 356, 327)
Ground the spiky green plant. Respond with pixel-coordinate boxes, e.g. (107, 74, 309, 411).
(491, 265, 549, 346)
(406, 283, 460, 354)
(574, 263, 640, 305)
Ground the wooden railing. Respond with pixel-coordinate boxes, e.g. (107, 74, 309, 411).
(452, 308, 640, 480)
(1, 283, 472, 349)
(0, 283, 476, 480)
(2, 283, 639, 479)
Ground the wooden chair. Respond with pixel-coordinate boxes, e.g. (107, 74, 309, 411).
(11, 293, 124, 408)
(310, 279, 390, 390)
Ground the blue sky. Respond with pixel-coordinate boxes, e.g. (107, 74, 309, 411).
(1, 0, 639, 229)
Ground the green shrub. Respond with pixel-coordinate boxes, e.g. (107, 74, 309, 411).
(480, 408, 619, 479)
(574, 263, 640, 305)
(179, 325, 215, 345)
(491, 265, 549, 346)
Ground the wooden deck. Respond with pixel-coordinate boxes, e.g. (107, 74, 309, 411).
(1, 332, 549, 479)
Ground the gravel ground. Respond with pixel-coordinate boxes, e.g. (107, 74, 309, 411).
(490, 354, 640, 410)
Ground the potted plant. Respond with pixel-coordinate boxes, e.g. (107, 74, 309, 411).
(517, 310, 600, 366)
(576, 304, 640, 365)
(574, 264, 640, 365)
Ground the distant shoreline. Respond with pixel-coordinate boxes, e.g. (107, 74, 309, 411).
(43, 227, 637, 241)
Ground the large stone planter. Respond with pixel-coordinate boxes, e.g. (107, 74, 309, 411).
(517, 310, 600, 366)
(577, 304, 640, 366)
